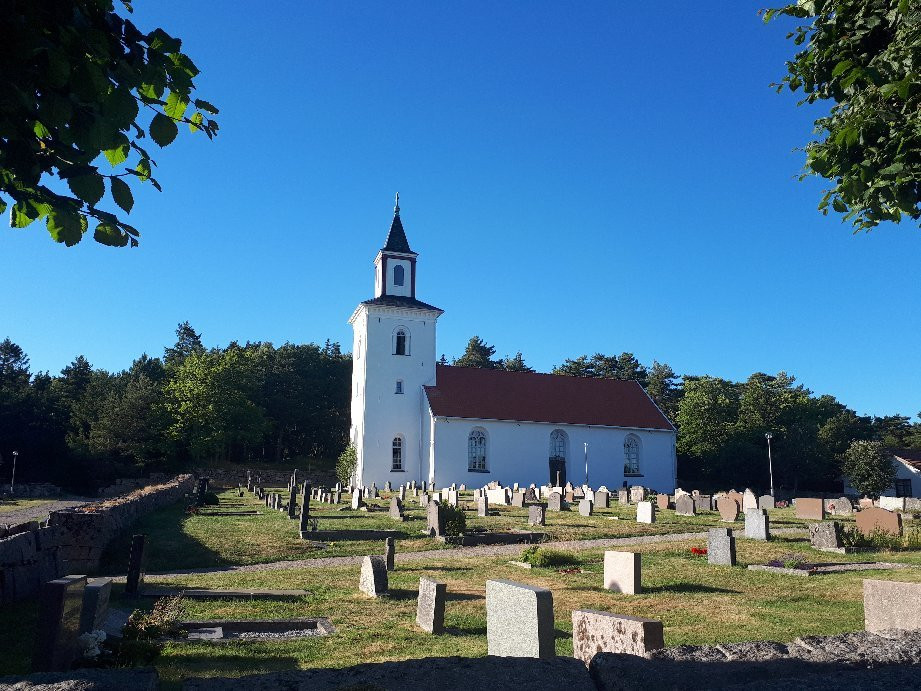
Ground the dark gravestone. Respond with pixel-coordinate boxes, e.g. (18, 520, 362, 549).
(427, 500, 445, 537)
(809, 521, 844, 549)
(32, 575, 87, 672)
(524, 487, 539, 504)
(79, 577, 112, 634)
(384, 537, 395, 571)
(675, 494, 696, 516)
(299, 485, 312, 539)
(124, 534, 147, 597)
(288, 485, 298, 519)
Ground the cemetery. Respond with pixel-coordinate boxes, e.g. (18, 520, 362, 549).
(1, 475, 920, 688)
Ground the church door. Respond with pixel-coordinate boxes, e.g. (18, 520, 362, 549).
(549, 457, 566, 487)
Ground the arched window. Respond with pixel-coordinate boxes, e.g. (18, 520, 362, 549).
(549, 429, 567, 460)
(392, 436, 403, 471)
(393, 265, 405, 286)
(394, 328, 407, 356)
(468, 429, 487, 471)
(624, 435, 641, 475)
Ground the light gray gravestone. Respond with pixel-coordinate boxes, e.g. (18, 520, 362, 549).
(830, 496, 853, 516)
(512, 491, 525, 508)
(630, 486, 647, 503)
(528, 503, 546, 526)
(389, 496, 404, 521)
(416, 576, 446, 634)
(420, 492, 429, 508)
(427, 500, 444, 537)
(809, 521, 844, 550)
(477, 496, 489, 517)
(636, 501, 655, 524)
(675, 494, 696, 516)
(486, 580, 555, 658)
(744, 508, 770, 540)
(79, 577, 112, 634)
(351, 491, 363, 511)
(124, 534, 147, 596)
(758, 494, 775, 510)
(603, 551, 641, 594)
(358, 555, 388, 597)
(579, 499, 593, 517)
(617, 489, 629, 505)
(398, 486, 406, 501)
(384, 481, 392, 492)
(547, 492, 563, 511)
(742, 489, 758, 511)
(384, 537, 395, 571)
(864, 578, 921, 633)
(572, 610, 664, 664)
(31, 575, 87, 672)
(594, 490, 610, 509)
(707, 527, 736, 566)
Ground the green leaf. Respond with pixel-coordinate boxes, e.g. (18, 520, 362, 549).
(832, 60, 853, 77)
(33, 121, 51, 139)
(149, 112, 178, 147)
(880, 163, 904, 175)
(111, 177, 134, 213)
(164, 91, 188, 120)
(899, 0, 910, 13)
(94, 222, 130, 247)
(147, 28, 182, 54)
(104, 137, 131, 167)
(46, 209, 87, 246)
(188, 111, 203, 133)
(0, 198, 6, 215)
(832, 198, 847, 213)
(136, 158, 152, 181)
(10, 201, 37, 228)
(193, 99, 219, 114)
(67, 173, 105, 206)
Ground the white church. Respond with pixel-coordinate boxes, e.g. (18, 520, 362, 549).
(348, 198, 677, 491)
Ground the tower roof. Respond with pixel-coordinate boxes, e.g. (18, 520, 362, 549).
(382, 193, 415, 254)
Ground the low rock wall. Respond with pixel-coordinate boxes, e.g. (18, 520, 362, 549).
(98, 473, 171, 497)
(0, 523, 61, 603)
(49, 474, 194, 574)
(1, 483, 62, 498)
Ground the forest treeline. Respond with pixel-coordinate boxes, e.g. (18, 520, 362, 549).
(2, 328, 918, 494)
(0, 323, 350, 493)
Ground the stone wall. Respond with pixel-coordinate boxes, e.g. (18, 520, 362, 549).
(97, 474, 171, 498)
(0, 523, 61, 603)
(49, 474, 194, 574)
(1, 483, 62, 498)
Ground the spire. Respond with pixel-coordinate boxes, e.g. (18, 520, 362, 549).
(382, 193, 414, 254)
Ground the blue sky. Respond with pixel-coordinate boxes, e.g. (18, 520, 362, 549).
(2, 2, 919, 420)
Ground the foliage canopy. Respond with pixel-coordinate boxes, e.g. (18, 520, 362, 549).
(841, 439, 896, 497)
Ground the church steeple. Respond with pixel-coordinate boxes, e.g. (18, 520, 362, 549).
(374, 194, 418, 299)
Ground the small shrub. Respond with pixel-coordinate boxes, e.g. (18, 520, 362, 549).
(841, 525, 920, 552)
(336, 445, 357, 485)
(441, 504, 466, 536)
(520, 546, 580, 567)
(123, 595, 186, 641)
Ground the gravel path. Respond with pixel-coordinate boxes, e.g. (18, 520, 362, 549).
(118, 527, 807, 581)
(0, 498, 94, 526)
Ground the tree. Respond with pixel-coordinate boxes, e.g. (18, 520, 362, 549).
(1, 0, 219, 247)
(164, 321, 203, 368)
(455, 336, 503, 369)
(502, 352, 534, 372)
(336, 444, 357, 485)
(646, 361, 680, 421)
(675, 376, 741, 469)
(842, 439, 895, 497)
(764, 1, 921, 231)
(552, 355, 595, 378)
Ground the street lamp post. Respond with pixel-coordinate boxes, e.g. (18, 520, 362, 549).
(765, 433, 774, 497)
(584, 442, 589, 487)
(10, 451, 19, 495)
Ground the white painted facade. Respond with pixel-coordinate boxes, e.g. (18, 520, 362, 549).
(349, 201, 677, 491)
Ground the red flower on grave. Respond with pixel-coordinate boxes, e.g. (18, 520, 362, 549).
(690, 547, 708, 556)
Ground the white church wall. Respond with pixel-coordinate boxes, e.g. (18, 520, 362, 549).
(428, 417, 676, 492)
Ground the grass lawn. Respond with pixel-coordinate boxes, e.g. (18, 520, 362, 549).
(100, 489, 814, 574)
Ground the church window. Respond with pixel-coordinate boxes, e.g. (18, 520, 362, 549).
(392, 436, 403, 471)
(624, 435, 641, 475)
(468, 429, 488, 471)
(394, 328, 409, 356)
(393, 265, 405, 286)
(549, 429, 567, 460)
(395, 380, 403, 394)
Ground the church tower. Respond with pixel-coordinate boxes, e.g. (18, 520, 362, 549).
(348, 196, 443, 487)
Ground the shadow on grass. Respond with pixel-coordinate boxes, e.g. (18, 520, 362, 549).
(399, 565, 475, 573)
(444, 625, 486, 636)
(645, 583, 740, 595)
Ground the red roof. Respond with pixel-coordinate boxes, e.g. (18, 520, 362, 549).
(424, 365, 674, 431)
(894, 449, 921, 471)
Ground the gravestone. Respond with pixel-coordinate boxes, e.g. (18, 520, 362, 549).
(31, 575, 87, 672)
(547, 492, 563, 512)
(420, 492, 429, 508)
(524, 487, 539, 504)
(809, 521, 844, 550)
(617, 489, 629, 505)
(512, 491, 525, 508)
(707, 528, 736, 566)
(79, 577, 112, 634)
(389, 496, 404, 522)
(594, 490, 610, 509)
(572, 610, 664, 663)
(656, 494, 670, 511)
(446, 490, 459, 508)
(384, 537, 395, 571)
(398, 486, 406, 502)
(332, 490, 341, 504)
(384, 481, 392, 492)
(743, 509, 770, 540)
(459, 484, 466, 491)
(879, 496, 906, 512)
(528, 503, 546, 526)
(288, 485, 298, 518)
(477, 496, 488, 518)
(125, 534, 147, 596)
(795, 497, 825, 520)
(351, 492, 364, 511)
(486, 580, 554, 658)
(758, 494, 775, 510)
(829, 496, 853, 516)
(858, 497, 874, 509)
(864, 579, 921, 633)
(299, 488, 312, 539)
(726, 491, 744, 510)
(675, 494, 696, 516)
(856, 506, 903, 537)
(427, 500, 445, 537)
(694, 494, 711, 513)
(636, 501, 655, 524)
(629, 486, 646, 503)
(742, 489, 758, 511)
(603, 551, 641, 594)
(358, 555, 388, 597)
(416, 576, 446, 634)
(579, 499, 593, 517)
(716, 496, 739, 522)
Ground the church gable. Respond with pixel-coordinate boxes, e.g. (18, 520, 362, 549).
(424, 365, 674, 430)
